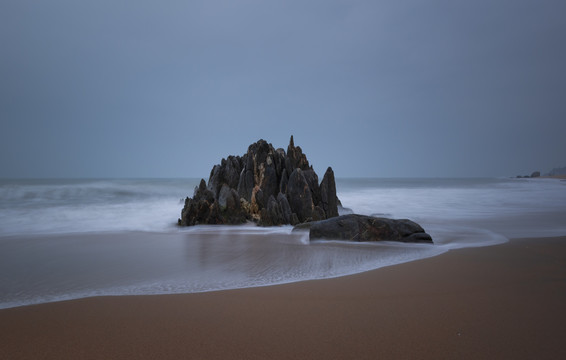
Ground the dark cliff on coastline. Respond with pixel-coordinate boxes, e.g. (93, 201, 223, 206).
(178, 136, 339, 227)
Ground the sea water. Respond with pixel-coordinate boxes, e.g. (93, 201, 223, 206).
(1, 177, 565, 309)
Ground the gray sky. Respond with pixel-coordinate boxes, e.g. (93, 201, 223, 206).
(1, 0, 565, 178)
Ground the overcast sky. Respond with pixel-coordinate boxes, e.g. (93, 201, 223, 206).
(1, 0, 565, 178)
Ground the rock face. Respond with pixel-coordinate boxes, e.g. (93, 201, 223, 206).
(320, 167, 339, 218)
(294, 214, 433, 244)
(516, 171, 541, 179)
(179, 179, 248, 226)
(178, 136, 340, 226)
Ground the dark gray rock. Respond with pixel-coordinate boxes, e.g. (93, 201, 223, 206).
(277, 192, 292, 224)
(285, 135, 310, 174)
(179, 136, 340, 227)
(294, 214, 433, 244)
(218, 185, 243, 218)
(225, 156, 243, 188)
(208, 156, 242, 199)
(279, 168, 289, 194)
(179, 179, 248, 226)
(253, 187, 265, 210)
(260, 165, 278, 200)
(320, 167, 339, 219)
(312, 205, 326, 221)
(302, 169, 321, 207)
(259, 195, 282, 226)
(178, 179, 217, 226)
(218, 184, 233, 211)
(286, 168, 313, 223)
(274, 148, 286, 177)
(237, 169, 254, 202)
(195, 179, 214, 203)
(208, 165, 222, 198)
(290, 213, 300, 226)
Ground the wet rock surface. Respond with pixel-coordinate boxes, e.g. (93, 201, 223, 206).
(178, 137, 433, 244)
(294, 214, 433, 244)
(178, 136, 339, 226)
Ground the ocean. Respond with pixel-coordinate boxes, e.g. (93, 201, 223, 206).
(1, 177, 565, 309)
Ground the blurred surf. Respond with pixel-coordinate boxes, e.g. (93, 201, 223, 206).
(1, 177, 564, 309)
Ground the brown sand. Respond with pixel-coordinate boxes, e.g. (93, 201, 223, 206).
(2, 236, 566, 359)
(541, 175, 566, 179)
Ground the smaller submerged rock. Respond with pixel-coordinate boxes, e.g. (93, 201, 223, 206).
(294, 214, 433, 244)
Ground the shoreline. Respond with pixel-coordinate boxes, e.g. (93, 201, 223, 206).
(540, 174, 566, 179)
(2, 236, 566, 359)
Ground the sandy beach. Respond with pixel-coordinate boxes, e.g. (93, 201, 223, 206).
(1, 236, 565, 359)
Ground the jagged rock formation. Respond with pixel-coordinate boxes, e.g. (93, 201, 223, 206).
(178, 136, 339, 226)
(516, 171, 541, 178)
(294, 214, 434, 244)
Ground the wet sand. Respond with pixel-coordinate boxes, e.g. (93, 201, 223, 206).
(542, 175, 566, 179)
(1, 236, 566, 359)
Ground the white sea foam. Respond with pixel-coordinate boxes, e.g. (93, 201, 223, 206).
(1, 177, 565, 309)
(0, 178, 199, 236)
(337, 177, 566, 237)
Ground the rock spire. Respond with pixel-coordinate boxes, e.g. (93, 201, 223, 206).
(178, 136, 339, 226)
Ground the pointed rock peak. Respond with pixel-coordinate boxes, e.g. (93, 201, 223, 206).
(199, 178, 207, 191)
(179, 137, 337, 227)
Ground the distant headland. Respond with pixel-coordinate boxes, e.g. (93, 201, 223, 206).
(545, 166, 566, 178)
(516, 166, 566, 179)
